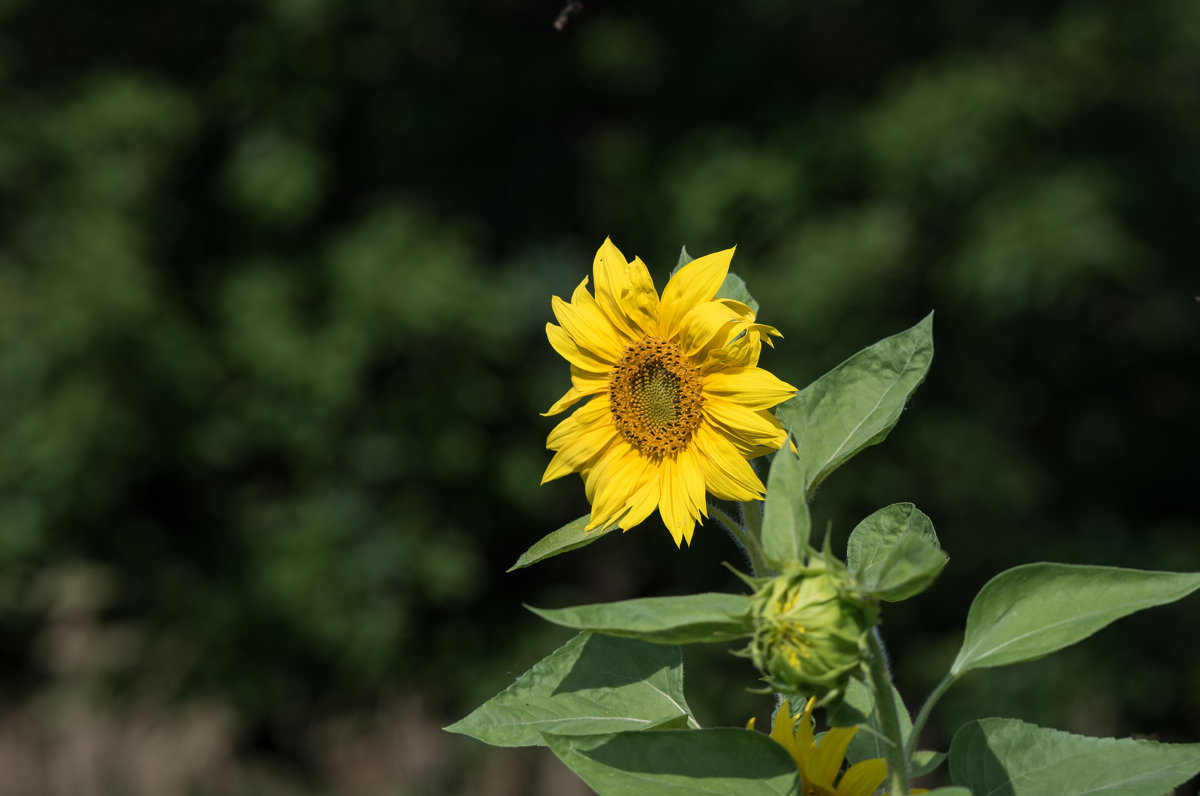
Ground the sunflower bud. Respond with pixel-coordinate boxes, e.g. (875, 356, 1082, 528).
(748, 557, 877, 704)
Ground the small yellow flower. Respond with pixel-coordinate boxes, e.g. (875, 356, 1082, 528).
(760, 697, 887, 796)
(750, 697, 928, 796)
(541, 238, 797, 546)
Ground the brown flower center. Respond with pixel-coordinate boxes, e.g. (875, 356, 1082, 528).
(609, 337, 703, 457)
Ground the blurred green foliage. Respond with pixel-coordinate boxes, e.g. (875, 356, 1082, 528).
(0, 0, 1198, 790)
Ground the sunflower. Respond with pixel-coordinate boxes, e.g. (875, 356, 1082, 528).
(540, 238, 797, 546)
(761, 697, 888, 796)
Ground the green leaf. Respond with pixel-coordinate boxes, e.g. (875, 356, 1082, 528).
(528, 593, 754, 645)
(508, 515, 619, 571)
(847, 503, 948, 601)
(444, 632, 694, 747)
(910, 749, 948, 779)
(716, 270, 760, 314)
(675, 245, 695, 271)
(761, 443, 809, 566)
(951, 563, 1200, 674)
(950, 717, 1200, 796)
(544, 728, 801, 795)
(775, 313, 933, 499)
(924, 789, 972, 796)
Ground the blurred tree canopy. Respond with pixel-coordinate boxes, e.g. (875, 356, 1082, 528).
(0, 0, 1198, 790)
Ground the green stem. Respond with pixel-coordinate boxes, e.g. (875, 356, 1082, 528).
(866, 629, 909, 796)
(903, 670, 960, 761)
(739, 499, 763, 541)
(710, 505, 769, 577)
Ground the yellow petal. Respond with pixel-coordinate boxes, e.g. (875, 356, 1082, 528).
(546, 322, 613, 374)
(793, 698, 817, 756)
(677, 300, 744, 359)
(702, 367, 798, 411)
(552, 280, 626, 362)
(592, 238, 649, 341)
(571, 392, 613, 426)
(769, 701, 807, 771)
(703, 321, 782, 371)
(585, 442, 645, 530)
(692, 423, 765, 501)
(836, 759, 888, 796)
(703, 396, 789, 450)
(572, 276, 633, 356)
(658, 453, 703, 546)
(617, 458, 661, 530)
(659, 247, 735, 339)
(545, 415, 616, 474)
(541, 447, 582, 484)
(622, 256, 662, 337)
(544, 401, 617, 480)
(542, 385, 587, 416)
(808, 726, 858, 789)
(679, 445, 709, 521)
(569, 367, 611, 398)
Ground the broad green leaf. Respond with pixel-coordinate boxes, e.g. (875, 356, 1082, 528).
(775, 314, 933, 499)
(445, 632, 694, 747)
(508, 515, 619, 571)
(761, 443, 809, 566)
(847, 503, 947, 602)
(951, 563, 1200, 674)
(924, 789, 972, 796)
(528, 593, 754, 645)
(544, 728, 801, 796)
(847, 503, 936, 571)
(950, 717, 1200, 796)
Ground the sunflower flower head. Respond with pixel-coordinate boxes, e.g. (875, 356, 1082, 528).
(748, 557, 877, 704)
(754, 697, 889, 796)
(540, 238, 797, 546)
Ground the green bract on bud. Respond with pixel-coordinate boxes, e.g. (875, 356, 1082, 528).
(746, 556, 877, 704)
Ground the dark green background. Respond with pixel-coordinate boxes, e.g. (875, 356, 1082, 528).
(1, 0, 1197, 793)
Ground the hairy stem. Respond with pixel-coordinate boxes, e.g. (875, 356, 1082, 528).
(710, 505, 769, 577)
(739, 498, 763, 541)
(866, 629, 909, 796)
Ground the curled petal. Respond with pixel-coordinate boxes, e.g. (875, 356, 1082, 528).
(659, 247, 734, 339)
(677, 300, 745, 358)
